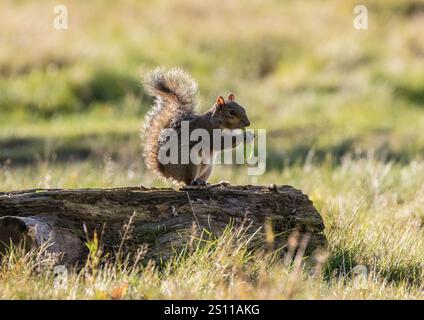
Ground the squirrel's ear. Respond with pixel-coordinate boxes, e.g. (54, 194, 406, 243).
(216, 96, 225, 108)
(227, 93, 235, 101)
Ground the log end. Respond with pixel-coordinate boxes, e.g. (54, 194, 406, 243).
(0, 216, 34, 253)
(0, 216, 84, 265)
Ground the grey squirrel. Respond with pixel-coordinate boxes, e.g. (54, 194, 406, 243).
(142, 67, 252, 185)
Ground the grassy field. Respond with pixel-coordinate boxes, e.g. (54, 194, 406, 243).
(1, 0, 424, 299)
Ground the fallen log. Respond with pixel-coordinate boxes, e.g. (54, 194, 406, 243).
(0, 185, 327, 265)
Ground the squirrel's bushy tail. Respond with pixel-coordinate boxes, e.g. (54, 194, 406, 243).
(142, 67, 199, 177)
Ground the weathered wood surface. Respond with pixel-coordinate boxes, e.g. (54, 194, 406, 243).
(0, 185, 327, 264)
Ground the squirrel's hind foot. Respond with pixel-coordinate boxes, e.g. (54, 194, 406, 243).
(190, 179, 209, 187)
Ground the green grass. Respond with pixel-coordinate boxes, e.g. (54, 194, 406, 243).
(1, 0, 424, 299)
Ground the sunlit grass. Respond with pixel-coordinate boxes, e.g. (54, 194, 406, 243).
(2, 156, 424, 299)
(0, 217, 423, 299)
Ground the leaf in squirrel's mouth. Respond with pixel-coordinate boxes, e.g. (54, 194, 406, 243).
(225, 128, 255, 160)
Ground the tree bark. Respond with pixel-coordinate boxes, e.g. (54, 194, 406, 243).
(0, 184, 327, 265)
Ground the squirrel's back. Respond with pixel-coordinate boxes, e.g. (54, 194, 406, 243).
(142, 67, 199, 178)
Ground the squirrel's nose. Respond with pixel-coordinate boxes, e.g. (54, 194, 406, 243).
(244, 119, 250, 127)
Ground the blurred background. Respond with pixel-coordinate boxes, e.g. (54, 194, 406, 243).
(0, 0, 423, 190)
(3, 0, 424, 296)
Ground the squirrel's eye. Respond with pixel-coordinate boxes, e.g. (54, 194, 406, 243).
(229, 110, 237, 116)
